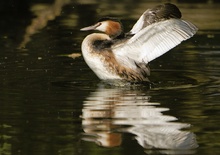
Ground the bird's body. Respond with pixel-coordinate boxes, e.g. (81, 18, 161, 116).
(80, 3, 198, 82)
(82, 33, 150, 81)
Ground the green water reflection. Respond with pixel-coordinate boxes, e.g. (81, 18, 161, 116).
(1, 0, 220, 155)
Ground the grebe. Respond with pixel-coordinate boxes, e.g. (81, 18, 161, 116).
(80, 3, 197, 82)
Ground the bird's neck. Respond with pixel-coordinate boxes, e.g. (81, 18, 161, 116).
(81, 33, 111, 54)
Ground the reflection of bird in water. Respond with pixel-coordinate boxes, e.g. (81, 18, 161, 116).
(81, 3, 197, 82)
(81, 86, 198, 153)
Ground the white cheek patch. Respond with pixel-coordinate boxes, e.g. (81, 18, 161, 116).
(96, 21, 109, 32)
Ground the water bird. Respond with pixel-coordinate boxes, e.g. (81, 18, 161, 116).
(80, 3, 197, 82)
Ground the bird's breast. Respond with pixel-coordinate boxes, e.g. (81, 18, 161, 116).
(81, 33, 122, 80)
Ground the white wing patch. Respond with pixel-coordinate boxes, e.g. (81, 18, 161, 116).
(112, 19, 197, 66)
(129, 9, 150, 35)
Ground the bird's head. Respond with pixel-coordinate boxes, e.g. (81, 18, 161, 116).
(80, 17, 123, 39)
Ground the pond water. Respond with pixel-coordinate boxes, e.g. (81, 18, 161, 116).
(1, 0, 220, 155)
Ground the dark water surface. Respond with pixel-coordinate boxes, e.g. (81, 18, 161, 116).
(1, 0, 220, 155)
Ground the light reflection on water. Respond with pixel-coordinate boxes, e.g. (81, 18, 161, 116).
(81, 86, 198, 153)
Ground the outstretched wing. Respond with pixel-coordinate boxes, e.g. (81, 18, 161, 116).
(129, 3, 182, 35)
(112, 19, 197, 68)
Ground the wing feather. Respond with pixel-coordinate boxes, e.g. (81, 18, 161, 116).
(129, 3, 182, 35)
(112, 19, 197, 67)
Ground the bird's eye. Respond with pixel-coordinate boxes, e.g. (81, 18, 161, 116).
(97, 22, 102, 26)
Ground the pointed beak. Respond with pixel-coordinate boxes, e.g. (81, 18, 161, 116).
(80, 23, 101, 31)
